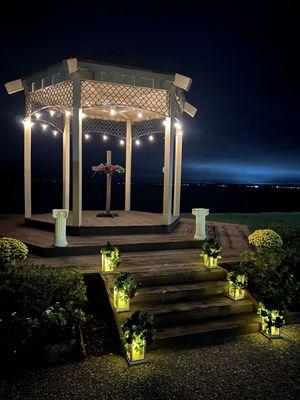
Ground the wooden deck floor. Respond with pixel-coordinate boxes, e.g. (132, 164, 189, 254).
(27, 211, 177, 227)
(0, 217, 250, 252)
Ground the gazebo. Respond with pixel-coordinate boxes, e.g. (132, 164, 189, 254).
(5, 58, 197, 235)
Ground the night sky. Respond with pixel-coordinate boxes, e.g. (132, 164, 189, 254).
(0, 0, 299, 184)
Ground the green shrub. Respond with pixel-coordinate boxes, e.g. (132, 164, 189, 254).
(0, 264, 87, 361)
(242, 248, 299, 311)
(248, 229, 283, 249)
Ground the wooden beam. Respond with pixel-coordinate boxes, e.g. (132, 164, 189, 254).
(163, 117, 175, 224)
(173, 128, 183, 217)
(62, 113, 70, 210)
(24, 117, 32, 218)
(125, 120, 132, 211)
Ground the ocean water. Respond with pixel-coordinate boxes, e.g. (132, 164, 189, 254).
(1, 179, 300, 214)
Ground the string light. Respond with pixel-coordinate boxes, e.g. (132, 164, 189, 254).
(53, 130, 58, 137)
(135, 139, 141, 146)
(137, 111, 143, 119)
(103, 134, 108, 141)
(149, 134, 154, 142)
(119, 139, 125, 146)
(174, 120, 182, 130)
(49, 110, 55, 117)
(22, 120, 34, 127)
(81, 112, 87, 119)
(35, 113, 41, 119)
(162, 119, 168, 127)
(110, 108, 116, 116)
(84, 133, 90, 140)
(42, 124, 47, 131)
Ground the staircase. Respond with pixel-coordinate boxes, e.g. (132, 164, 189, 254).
(102, 250, 260, 350)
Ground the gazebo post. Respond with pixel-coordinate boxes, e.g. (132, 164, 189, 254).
(173, 127, 183, 217)
(125, 120, 132, 211)
(72, 73, 82, 226)
(24, 116, 32, 218)
(62, 112, 70, 210)
(163, 117, 175, 224)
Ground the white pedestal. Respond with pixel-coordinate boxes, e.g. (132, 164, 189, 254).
(52, 209, 69, 247)
(192, 208, 209, 240)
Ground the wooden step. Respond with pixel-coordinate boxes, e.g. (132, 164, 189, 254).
(131, 267, 226, 287)
(132, 281, 227, 305)
(149, 313, 261, 349)
(118, 297, 254, 328)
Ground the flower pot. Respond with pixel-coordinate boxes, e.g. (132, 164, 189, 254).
(261, 310, 282, 339)
(126, 336, 146, 366)
(204, 256, 218, 268)
(228, 282, 245, 301)
(114, 288, 130, 312)
(102, 254, 115, 273)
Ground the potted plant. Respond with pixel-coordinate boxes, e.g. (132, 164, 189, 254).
(242, 247, 299, 339)
(0, 237, 28, 270)
(100, 242, 120, 273)
(113, 272, 138, 312)
(248, 229, 283, 251)
(227, 265, 247, 301)
(200, 239, 221, 268)
(257, 303, 284, 338)
(122, 311, 155, 366)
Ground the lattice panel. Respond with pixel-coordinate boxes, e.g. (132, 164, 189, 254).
(132, 118, 165, 138)
(82, 117, 165, 139)
(81, 80, 170, 117)
(25, 81, 73, 116)
(83, 118, 125, 138)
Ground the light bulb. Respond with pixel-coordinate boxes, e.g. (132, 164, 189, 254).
(65, 110, 71, 117)
(103, 134, 108, 141)
(120, 139, 125, 146)
(49, 110, 55, 117)
(35, 113, 41, 119)
(42, 124, 47, 131)
(81, 112, 86, 119)
(110, 108, 116, 116)
(84, 133, 90, 140)
(53, 130, 58, 137)
(135, 139, 141, 146)
(149, 134, 154, 142)
(137, 111, 143, 119)
(22, 120, 34, 127)
(174, 121, 182, 130)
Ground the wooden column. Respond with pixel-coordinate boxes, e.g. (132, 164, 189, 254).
(72, 72, 82, 226)
(163, 117, 175, 224)
(106, 150, 112, 214)
(24, 117, 32, 218)
(125, 120, 132, 211)
(62, 112, 70, 210)
(173, 127, 183, 217)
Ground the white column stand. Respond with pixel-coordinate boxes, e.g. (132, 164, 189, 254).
(192, 208, 209, 240)
(52, 209, 69, 247)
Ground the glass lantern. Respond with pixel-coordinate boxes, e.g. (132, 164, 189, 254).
(114, 288, 130, 312)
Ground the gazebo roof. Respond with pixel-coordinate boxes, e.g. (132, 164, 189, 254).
(21, 59, 176, 93)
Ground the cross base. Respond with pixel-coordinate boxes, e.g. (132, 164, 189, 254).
(96, 212, 119, 218)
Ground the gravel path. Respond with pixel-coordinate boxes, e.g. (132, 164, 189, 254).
(1, 325, 299, 400)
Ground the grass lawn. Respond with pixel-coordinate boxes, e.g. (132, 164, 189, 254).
(181, 212, 300, 233)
